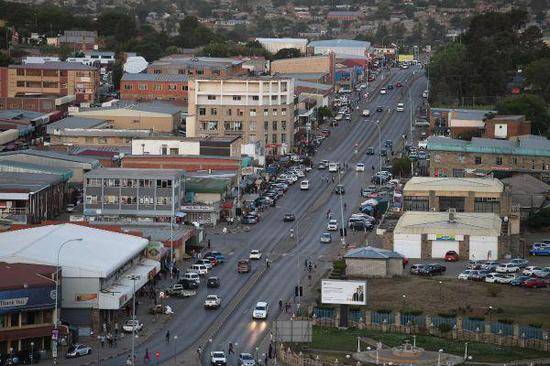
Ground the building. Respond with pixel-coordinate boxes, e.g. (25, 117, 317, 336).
(47, 116, 153, 147)
(0, 172, 68, 224)
(120, 73, 189, 105)
(270, 55, 335, 83)
(427, 135, 550, 181)
(0, 109, 51, 141)
(187, 76, 295, 155)
(484, 115, 531, 139)
(255, 38, 308, 54)
(344, 246, 403, 278)
(121, 154, 242, 173)
(72, 101, 183, 133)
(0, 223, 160, 333)
(294, 81, 333, 107)
(308, 39, 371, 58)
(501, 174, 550, 220)
(131, 136, 241, 157)
(326, 10, 363, 21)
(0, 94, 75, 113)
(6, 62, 99, 104)
(66, 51, 115, 67)
(392, 211, 503, 260)
(0, 149, 100, 183)
(147, 56, 244, 77)
(83, 168, 186, 224)
(0, 263, 57, 355)
(58, 30, 98, 51)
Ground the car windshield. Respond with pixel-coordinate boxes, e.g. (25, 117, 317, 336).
(213, 352, 225, 358)
(256, 305, 266, 311)
(241, 354, 253, 360)
(206, 295, 217, 300)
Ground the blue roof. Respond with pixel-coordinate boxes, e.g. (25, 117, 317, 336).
(0, 160, 73, 181)
(0, 110, 45, 120)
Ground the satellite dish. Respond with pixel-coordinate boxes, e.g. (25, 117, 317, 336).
(124, 56, 148, 73)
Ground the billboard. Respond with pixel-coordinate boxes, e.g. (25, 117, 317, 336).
(398, 54, 414, 62)
(273, 320, 312, 342)
(321, 280, 367, 305)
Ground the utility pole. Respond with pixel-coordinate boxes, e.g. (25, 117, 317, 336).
(337, 170, 346, 246)
(129, 275, 141, 366)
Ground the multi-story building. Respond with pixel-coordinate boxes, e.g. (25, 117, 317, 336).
(83, 168, 186, 224)
(120, 73, 189, 105)
(58, 30, 98, 51)
(427, 135, 550, 182)
(326, 10, 363, 21)
(6, 62, 99, 104)
(147, 56, 245, 78)
(187, 77, 296, 155)
(270, 55, 335, 83)
(131, 136, 241, 157)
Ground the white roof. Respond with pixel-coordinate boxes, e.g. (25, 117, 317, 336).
(0, 224, 149, 278)
(404, 177, 504, 194)
(394, 212, 502, 237)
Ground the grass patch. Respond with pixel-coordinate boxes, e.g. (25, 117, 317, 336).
(307, 327, 550, 362)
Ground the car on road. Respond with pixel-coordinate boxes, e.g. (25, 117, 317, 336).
(249, 250, 262, 260)
(409, 264, 426, 275)
(210, 351, 227, 366)
(204, 295, 222, 309)
(444, 251, 459, 262)
(366, 147, 375, 155)
(181, 272, 200, 285)
(300, 180, 310, 190)
(335, 184, 345, 195)
(328, 162, 339, 172)
(362, 109, 370, 117)
(356, 163, 365, 172)
(349, 219, 373, 231)
(376, 105, 384, 112)
(320, 232, 332, 243)
(496, 263, 520, 273)
(379, 149, 387, 157)
(522, 277, 548, 288)
(396, 103, 405, 112)
(529, 246, 550, 256)
(122, 319, 143, 333)
(190, 264, 208, 276)
(380, 88, 387, 94)
(283, 213, 296, 222)
(241, 215, 258, 225)
(207, 276, 220, 288)
(327, 219, 338, 231)
(318, 161, 327, 169)
(196, 259, 213, 270)
(253, 301, 269, 319)
(204, 251, 225, 263)
(66, 344, 92, 358)
(237, 259, 251, 273)
(238, 353, 256, 366)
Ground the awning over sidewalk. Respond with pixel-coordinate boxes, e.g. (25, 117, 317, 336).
(98, 259, 160, 310)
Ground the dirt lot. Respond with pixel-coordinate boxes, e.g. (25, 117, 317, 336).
(368, 276, 550, 327)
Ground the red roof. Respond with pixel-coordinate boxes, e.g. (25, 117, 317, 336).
(0, 262, 56, 290)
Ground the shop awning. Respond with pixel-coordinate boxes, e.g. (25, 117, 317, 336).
(98, 258, 160, 310)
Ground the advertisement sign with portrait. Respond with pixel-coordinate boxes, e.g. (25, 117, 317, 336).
(321, 280, 367, 305)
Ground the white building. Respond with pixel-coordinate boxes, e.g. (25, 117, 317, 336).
(0, 223, 160, 333)
(393, 211, 502, 260)
(308, 39, 371, 58)
(132, 137, 201, 155)
(256, 38, 308, 54)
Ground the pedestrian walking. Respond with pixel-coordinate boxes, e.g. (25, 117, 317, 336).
(113, 334, 118, 347)
(144, 349, 150, 364)
(107, 333, 113, 348)
(114, 321, 119, 336)
(100, 335, 105, 348)
(207, 239, 211, 249)
(197, 347, 202, 360)
(265, 353, 269, 365)
(331, 176, 335, 183)
(228, 342, 234, 355)
(265, 258, 270, 268)
(279, 299, 283, 310)
(165, 330, 170, 343)
(344, 202, 347, 211)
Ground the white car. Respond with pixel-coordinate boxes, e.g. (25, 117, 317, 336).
(396, 103, 404, 112)
(249, 250, 262, 260)
(362, 109, 370, 117)
(355, 163, 365, 172)
(253, 301, 269, 319)
(182, 272, 200, 284)
(204, 295, 222, 309)
(300, 180, 310, 190)
(380, 88, 387, 95)
(190, 264, 208, 276)
(458, 270, 474, 280)
(522, 266, 541, 276)
(485, 273, 515, 284)
(66, 344, 92, 358)
(328, 162, 338, 172)
(496, 263, 520, 273)
(122, 319, 143, 333)
(532, 267, 550, 278)
(196, 259, 213, 270)
(210, 351, 227, 365)
(422, 90, 428, 98)
(327, 219, 338, 231)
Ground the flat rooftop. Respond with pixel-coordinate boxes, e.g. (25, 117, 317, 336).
(404, 177, 504, 194)
(86, 168, 185, 179)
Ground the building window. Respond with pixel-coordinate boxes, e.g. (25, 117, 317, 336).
(281, 121, 287, 130)
(156, 179, 173, 188)
(252, 96, 259, 101)
(139, 179, 154, 187)
(237, 109, 244, 116)
(16, 69, 24, 76)
(199, 108, 206, 116)
(206, 121, 218, 130)
(124, 84, 132, 90)
(273, 109, 278, 116)
(250, 121, 256, 131)
(272, 134, 277, 143)
(271, 95, 277, 101)
(250, 109, 257, 117)
(16, 81, 25, 87)
(43, 81, 58, 88)
(153, 84, 162, 91)
(532, 160, 536, 169)
(104, 195, 119, 204)
(156, 196, 172, 205)
(233, 96, 241, 101)
(224, 121, 243, 131)
(281, 82, 288, 92)
(139, 196, 154, 204)
(86, 178, 101, 187)
(439, 196, 465, 212)
(264, 109, 269, 117)
(281, 108, 287, 116)
(475, 197, 500, 213)
(512, 157, 518, 166)
(182, 85, 188, 91)
(85, 195, 98, 204)
(226, 109, 232, 116)
(104, 178, 120, 187)
(281, 133, 286, 143)
(264, 121, 268, 130)
(170, 148, 179, 155)
(474, 156, 481, 165)
(121, 196, 137, 204)
(98, 137, 107, 144)
(452, 169, 465, 178)
(20, 311, 36, 326)
(211, 108, 217, 115)
(208, 95, 216, 100)
(496, 156, 503, 165)
(139, 84, 147, 90)
(273, 121, 277, 130)
(403, 197, 429, 211)
(168, 84, 177, 91)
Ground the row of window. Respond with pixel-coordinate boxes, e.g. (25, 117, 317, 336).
(265, 133, 287, 144)
(403, 197, 500, 213)
(16, 69, 67, 77)
(206, 95, 283, 102)
(124, 83, 189, 91)
(16, 81, 63, 88)
(86, 178, 174, 188)
(152, 69, 220, 76)
(199, 120, 287, 132)
(474, 155, 550, 170)
(199, 107, 287, 117)
(86, 195, 172, 205)
(0, 310, 52, 329)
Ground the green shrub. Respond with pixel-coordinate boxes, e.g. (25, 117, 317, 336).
(528, 322, 543, 329)
(438, 312, 457, 318)
(497, 318, 514, 325)
(438, 323, 453, 333)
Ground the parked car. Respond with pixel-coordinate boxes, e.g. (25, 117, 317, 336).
(485, 273, 515, 284)
(207, 276, 220, 288)
(418, 264, 446, 276)
(532, 267, 550, 278)
(349, 219, 373, 231)
(204, 295, 222, 309)
(522, 266, 541, 276)
(122, 319, 143, 333)
(335, 184, 345, 195)
(356, 163, 365, 172)
(283, 213, 296, 222)
(468, 270, 489, 281)
(509, 258, 529, 268)
(396, 103, 405, 112)
(458, 270, 475, 280)
(410, 264, 426, 275)
(522, 277, 548, 288)
(238, 352, 256, 366)
(496, 263, 520, 273)
(510, 275, 531, 286)
(66, 344, 92, 358)
(444, 250, 459, 262)
(210, 351, 227, 366)
(320, 232, 332, 243)
(237, 259, 251, 273)
(327, 219, 338, 231)
(190, 264, 208, 276)
(249, 250, 262, 260)
(196, 259, 213, 270)
(178, 278, 199, 289)
(242, 215, 258, 225)
(204, 251, 225, 263)
(252, 301, 269, 319)
(529, 247, 550, 256)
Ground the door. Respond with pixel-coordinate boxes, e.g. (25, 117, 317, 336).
(431, 241, 459, 258)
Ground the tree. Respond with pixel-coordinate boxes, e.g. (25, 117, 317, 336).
(97, 10, 137, 43)
(112, 61, 124, 90)
(272, 48, 301, 60)
(0, 51, 11, 67)
(317, 106, 333, 122)
(176, 16, 220, 48)
(496, 94, 550, 135)
(525, 58, 550, 103)
(391, 157, 411, 178)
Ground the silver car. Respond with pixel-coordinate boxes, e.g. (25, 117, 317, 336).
(238, 353, 256, 366)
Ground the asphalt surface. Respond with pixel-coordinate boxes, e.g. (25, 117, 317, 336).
(92, 65, 428, 366)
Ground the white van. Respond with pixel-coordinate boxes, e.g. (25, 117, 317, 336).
(190, 264, 208, 276)
(335, 114, 343, 121)
(182, 272, 200, 284)
(362, 109, 370, 117)
(300, 180, 310, 190)
(328, 162, 338, 172)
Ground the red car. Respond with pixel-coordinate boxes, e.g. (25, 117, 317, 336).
(522, 278, 548, 288)
(444, 250, 459, 262)
(205, 256, 219, 266)
(396, 82, 403, 87)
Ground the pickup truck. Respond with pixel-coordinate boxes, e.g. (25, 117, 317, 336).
(165, 284, 196, 298)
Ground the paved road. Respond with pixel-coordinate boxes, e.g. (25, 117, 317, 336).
(87, 66, 427, 366)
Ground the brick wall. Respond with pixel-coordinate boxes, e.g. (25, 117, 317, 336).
(121, 155, 241, 172)
(271, 56, 331, 75)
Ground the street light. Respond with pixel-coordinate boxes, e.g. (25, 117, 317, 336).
(464, 342, 468, 360)
(30, 342, 34, 365)
(437, 349, 443, 366)
(128, 274, 141, 366)
(337, 170, 346, 246)
(375, 120, 382, 180)
(255, 346, 259, 361)
(97, 335, 101, 366)
(173, 335, 178, 366)
(54, 238, 83, 365)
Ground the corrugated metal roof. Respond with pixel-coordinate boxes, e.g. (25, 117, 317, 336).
(404, 177, 503, 194)
(309, 39, 371, 48)
(121, 73, 189, 82)
(0, 160, 73, 181)
(256, 37, 308, 44)
(47, 116, 107, 131)
(0, 110, 46, 120)
(344, 246, 403, 259)
(85, 167, 184, 179)
(427, 135, 550, 157)
(394, 211, 502, 237)
(295, 80, 333, 91)
(10, 62, 96, 71)
(0, 149, 100, 166)
(0, 172, 65, 193)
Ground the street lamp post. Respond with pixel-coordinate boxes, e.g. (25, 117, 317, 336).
(376, 120, 382, 178)
(128, 275, 141, 366)
(97, 336, 101, 366)
(30, 342, 34, 365)
(337, 170, 346, 246)
(173, 335, 178, 366)
(437, 349, 443, 366)
(54, 238, 83, 365)
(464, 342, 468, 360)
